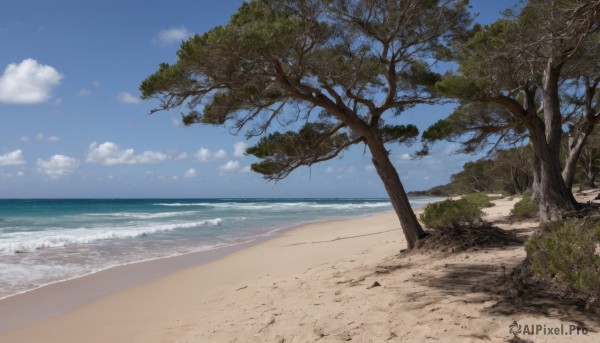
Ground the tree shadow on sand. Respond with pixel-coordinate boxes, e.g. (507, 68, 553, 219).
(418, 261, 598, 326)
(370, 222, 600, 342)
(399, 221, 600, 341)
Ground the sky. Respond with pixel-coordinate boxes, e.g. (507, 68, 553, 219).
(0, 0, 517, 199)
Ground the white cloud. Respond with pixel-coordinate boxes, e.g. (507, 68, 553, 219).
(184, 168, 197, 179)
(365, 165, 375, 172)
(398, 153, 411, 161)
(195, 148, 226, 162)
(240, 165, 252, 173)
(37, 155, 79, 178)
(117, 92, 141, 104)
(155, 26, 192, 45)
(92, 81, 101, 87)
(171, 117, 182, 128)
(0, 59, 62, 104)
(326, 167, 335, 174)
(54, 97, 63, 106)
(0, 149, 26, 166)
(78, 88, 91, 96)
(170, 151, 188, 160)
(22, 133, 60, 142)
(86, 141, 169, 166)
(233, 142, 248, 158)
(219, 160, 240, 173)
(213, 149, 226, 160)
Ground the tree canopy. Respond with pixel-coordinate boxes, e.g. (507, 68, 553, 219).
(140, 0, 471, 249)
(420, 0, 600, 220)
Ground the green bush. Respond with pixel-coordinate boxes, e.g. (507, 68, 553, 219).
(420, 199, 484, 230)
(462, 192, 495, 208)
(526, 218, 600, 307)
(510, 190, 539, 221)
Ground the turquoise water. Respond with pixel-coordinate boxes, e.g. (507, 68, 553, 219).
(0, 198, 440, 299)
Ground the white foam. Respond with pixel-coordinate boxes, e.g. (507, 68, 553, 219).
(80, 211, 199, 219)
(154, 201, 392, 211)
(0, 218, 223, 255)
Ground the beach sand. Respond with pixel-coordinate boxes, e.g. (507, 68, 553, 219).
(1, 197, 598, 342)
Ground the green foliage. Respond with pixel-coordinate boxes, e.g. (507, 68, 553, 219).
(526, 218, 600, 305)
(420, 199, 484, 230)
(140, 0, 472, 182)
(246, 123, 357, 180)
(510, 190, 539, 221)
(380, 125, 419, 145)
(462, 192, 495, 208)
(418, 146, 534, 196)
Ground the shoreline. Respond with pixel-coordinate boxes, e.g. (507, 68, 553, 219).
(0, 209, 397, 302)
(4, 197, 590, 342)
(0, 209, 396, 337)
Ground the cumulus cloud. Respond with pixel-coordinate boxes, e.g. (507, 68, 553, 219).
(219, 160, 240, 173)
(37, 155, 79, 178)
(172, 151, 188, 160)
(0, 59, 63, 104)
(195, 148, 226, 162)
(184, 168, 197, 179)
(86, 141, 169, 166)
(155, 26, 192, 45)
(0, 149, 26, 166)
(240, 165, 252, 173)
(398, 153, 411, 161)
(233, 142, 248, 158)
(47, 135, 60, 142)
(117, 92, 141, 104)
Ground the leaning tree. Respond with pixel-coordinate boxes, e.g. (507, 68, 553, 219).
(427, 0, 600, 221)
(140, 0, 471, 249)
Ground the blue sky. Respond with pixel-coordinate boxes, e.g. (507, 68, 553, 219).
(0, 1, 516, 198)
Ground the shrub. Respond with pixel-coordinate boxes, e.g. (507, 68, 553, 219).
(419, 199, 484, 230)
(462, 192, 495, 208)
(510, 190, 539, 221)
(525, 218, 600, 308)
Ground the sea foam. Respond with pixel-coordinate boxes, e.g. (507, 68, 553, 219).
(0, 218, 222, 254)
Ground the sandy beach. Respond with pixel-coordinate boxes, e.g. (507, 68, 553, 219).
(1, 197, 598, 342)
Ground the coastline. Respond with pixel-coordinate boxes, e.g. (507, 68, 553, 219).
(3, 197, 597, 342)
(0, 209, 398, 340)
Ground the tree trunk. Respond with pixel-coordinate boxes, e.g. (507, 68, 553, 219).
(585, 150, 597, 189)
(562, 134, 585, 190)
(562, 125, 595, 190)
(534, 63, 579, 220)
(366, 136, 426, 249)
(537, 149, 579, 221)
(531, 154, 541, 201)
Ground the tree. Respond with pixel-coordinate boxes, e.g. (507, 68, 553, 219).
(574, 127, 600, 190)
(428, 0, 600, 221)
(140, 0, 471, 249)
(561, 74, 600, 190)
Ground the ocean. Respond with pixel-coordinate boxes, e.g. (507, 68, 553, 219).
(0, 197, 441, 299)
